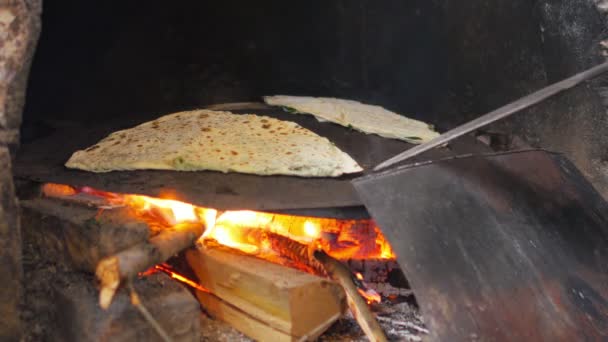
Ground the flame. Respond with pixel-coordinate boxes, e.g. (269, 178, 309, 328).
(154, 264, 211, 293)
(123, 195, 201, 225)
(201, 208, 217, 232)
(304, 221, 320, 239)
(378, 227, 397, 259)
(353, 272, 381, 304)
(43, 183, 397, 304)
(203, 210, 395, 261)
(41, 183, 396, 261)
(358, 288, 382, 305)
(148, 264, 211, 293)
(209, 224, 260, 254)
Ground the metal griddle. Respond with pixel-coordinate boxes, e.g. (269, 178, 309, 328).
(14, 104, 488, 217)
(354, 150, 608, 341)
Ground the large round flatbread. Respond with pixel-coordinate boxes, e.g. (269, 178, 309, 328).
(65, 110, 362, 177)
(263, 95, 439, 144)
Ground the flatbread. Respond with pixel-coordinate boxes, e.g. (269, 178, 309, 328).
(263, 95, 439, 144)
(65, 110, 362, 177)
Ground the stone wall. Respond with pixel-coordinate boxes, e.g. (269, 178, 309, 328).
(0, 0, 41, 156)
(0, 0, 41, 340)
(505, 0, 608, 198)
(0, 149, 21, 341)
(437, 0, 608, 199)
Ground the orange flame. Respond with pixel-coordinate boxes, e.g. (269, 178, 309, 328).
(153, 264, 211, 293)
(203, 210, 395, 261)
(123, 195, 201, 225)
(43, 183, 396, 304)
(358, 288, 382, 305)
(41, 183, 396, 261)
(42, 183, 78, 197)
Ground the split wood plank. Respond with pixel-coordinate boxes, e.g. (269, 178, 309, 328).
(186, 245, 346, 341)
(196, 291, 296, 342)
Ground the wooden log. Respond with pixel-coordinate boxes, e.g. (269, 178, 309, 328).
(96, 222, 204, 309)
(186, 245, 346, 341)
(314, 250, 388, 342)
(20, 198, 150, 272)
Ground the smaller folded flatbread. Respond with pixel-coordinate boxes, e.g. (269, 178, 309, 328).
(263, 95, 439, 144)
(65, 110, 362, 177)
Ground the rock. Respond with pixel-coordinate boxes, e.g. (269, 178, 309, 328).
(0, 0, 41, 156)
(0, 147, 21, 341)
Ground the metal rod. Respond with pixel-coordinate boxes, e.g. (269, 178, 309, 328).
(374, 61, 608, 171)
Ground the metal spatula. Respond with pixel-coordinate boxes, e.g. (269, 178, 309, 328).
(374, 61, 608, 171)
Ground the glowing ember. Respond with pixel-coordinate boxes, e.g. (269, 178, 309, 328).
(142, 264, 211, 293)
(153, 264, 211, 293)
(358, 288, 382, 305)
(41, 183, 77, 197)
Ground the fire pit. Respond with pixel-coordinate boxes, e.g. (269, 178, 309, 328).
(14, 92, 490, 341)
(19, 181, 424, 341)
(15, 101, 483, 339)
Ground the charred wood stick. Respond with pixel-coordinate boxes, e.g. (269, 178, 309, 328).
(264, 231, 327, 276)
(314, 250, 388, 342)
(128, 281, 173, 342)
(223, 228, 327, 276)
(96, 222, 204, 309)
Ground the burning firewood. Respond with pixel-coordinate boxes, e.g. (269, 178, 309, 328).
(261, 232, 382, 305)
(314, 249, 388, 342)
(186, 244, 346, 341)
(40, 184, 211, 309)
(40, 181, 394, 340)
(203, 229, 387, 341)
(264, 231, 327, 276)
(96, 221, 205, 309)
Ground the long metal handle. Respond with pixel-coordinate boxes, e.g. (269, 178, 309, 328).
(374, 61, 608, 171)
